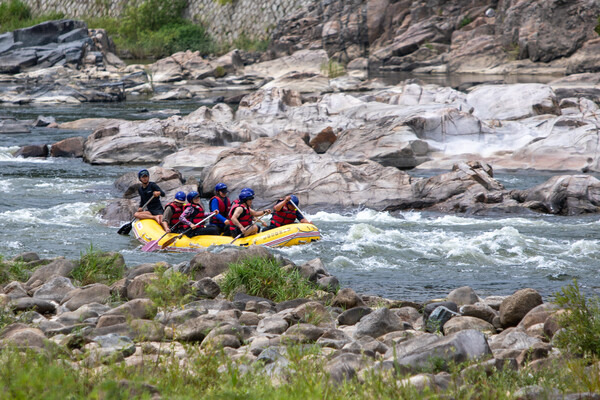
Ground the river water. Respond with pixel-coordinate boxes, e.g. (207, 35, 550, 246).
(2, 96, 600, 302)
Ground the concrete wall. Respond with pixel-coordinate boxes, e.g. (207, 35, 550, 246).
(25, 0, 312, 43)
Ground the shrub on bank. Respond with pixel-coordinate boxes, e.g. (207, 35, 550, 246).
(553, 279, 600, 358)
(221, 256, 319, 302)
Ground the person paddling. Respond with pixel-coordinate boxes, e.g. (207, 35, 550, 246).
(161, 191, 186, 233)
(265, 195, 310, 230)
(179, 191, 219, 237)
(209, 182, 231, 235)
(133, 169, 165, 224)
(229, 188, 271, 238)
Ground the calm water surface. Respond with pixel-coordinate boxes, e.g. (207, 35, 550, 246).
(1, 93, 599, 302)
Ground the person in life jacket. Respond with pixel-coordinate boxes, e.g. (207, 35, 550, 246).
(209, 182, 231, 235)
(265, 195, 310, 230)
(179, 191, 220, 237)
(133, 169, 165, 224)
(160, 191, 186, 233)
(229, 188, 271, 238)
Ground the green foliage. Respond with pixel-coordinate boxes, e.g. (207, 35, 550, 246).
(459, 15, 473, 28)
(0, 305, 16, 331)
(215, 0, 235, 5)
(0, 0, 29, 23)
(232, 32, 270, 52)
(0, 0, 64, 34)
(221, 256, 319, 302)
(320, 59, 346, 79)
(596, 16, 600, 36)
(0, 254, 38, 284)
(145, 266, 193, 311)
(553, 280, 600, 358)
(70, 244, 124, 286)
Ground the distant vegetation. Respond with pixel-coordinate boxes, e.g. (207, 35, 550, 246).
(596, 16, 600, 36)
(0, 0, 264, 60)
(0, 0, 64, 32)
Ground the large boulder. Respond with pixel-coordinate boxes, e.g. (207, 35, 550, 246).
(26, 258, 75, 287)
(499, 289, 544, 328)
(202, 133, 413, 210)
(466, 84, 560, 121)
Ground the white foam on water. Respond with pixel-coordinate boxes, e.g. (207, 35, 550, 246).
(0, 201, 99, 227)
(565, 239, 600, 257)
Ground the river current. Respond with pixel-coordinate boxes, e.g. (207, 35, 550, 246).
(2, 98, 600, 302)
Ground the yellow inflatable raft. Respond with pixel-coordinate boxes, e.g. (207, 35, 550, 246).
(132, 219, 321, 252)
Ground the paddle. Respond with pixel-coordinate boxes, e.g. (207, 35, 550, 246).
(230, 215, 266, 244)
(160, 211, 217, 249)
(289, 198, 311, 224)
(117, 196, 155, 235)
(141, 221, 180, 252)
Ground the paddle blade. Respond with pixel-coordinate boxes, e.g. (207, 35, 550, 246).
(141, 240, 159, 252)
(160, 236, 178, 249)
(117, 222, 132, 235)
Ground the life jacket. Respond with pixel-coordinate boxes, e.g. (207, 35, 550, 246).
(228, 200, 252, 231)
(270, 203, 298, 227)
(209, 195, 230, 225)
(182, 203, 208, 229)
(166, 201, 185, 227)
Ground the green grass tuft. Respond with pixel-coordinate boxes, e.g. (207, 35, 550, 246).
(70, 244, 124, 286)
(221, 256, 319, 302)
(320, 60, 345, 79)
(553, 279, 600, 359)
(0, 254, 40, 284)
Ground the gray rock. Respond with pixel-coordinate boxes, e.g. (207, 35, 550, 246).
(192, 277, 221, 299)
(14, 144, 48, 158)
(354, 307, 406, 339)
(32, 276, 75, 303)
(126, 273, 157, 300)
(460, 303, 498, 324)
(443, 316, 496, 336)
(316, 328, 352, 349)
(4, 281, 29, 299)
(282, 323, 325, 343)
(447, 286, 480, 306)
(500, 288, 543, 328)
(257, 316, 289, 334)
(92, 333, 136, 357)
(426, 306, 460, 333)
(26, 258, 75, 287)
(62, 283, 111, 311)
(10, 297, 56, 314)
(325, 353, 366, 383)
(393, 329, 492, 373)
(0, 324, 49, 349)
(332, 288, 366, 309)
(337, 307, 372, 326)
(104, 298, 157, 320)
(50, 136, 84, 158)
(156, 308, 205, 326)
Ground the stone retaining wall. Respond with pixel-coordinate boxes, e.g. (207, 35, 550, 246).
(24, 0, 312, 43)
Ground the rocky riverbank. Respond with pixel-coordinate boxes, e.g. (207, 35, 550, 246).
(0, 246, 594, 398)
(3, 19, 600, 221)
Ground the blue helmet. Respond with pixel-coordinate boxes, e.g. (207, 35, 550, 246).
(239, 188, 255, 202)
(290, 195, 299, 206)
(138, 169, 149, 180)
(187, 191, 200, 203)
(215, 183, 228, 193)
(174, 191, 186, 202)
